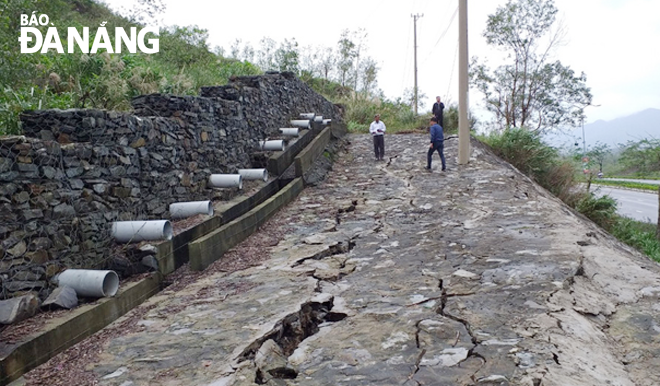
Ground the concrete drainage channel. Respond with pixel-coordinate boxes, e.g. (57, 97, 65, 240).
(0, 117, 346, 385)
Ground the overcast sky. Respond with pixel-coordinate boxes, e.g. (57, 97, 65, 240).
(106, 0, 660, 125)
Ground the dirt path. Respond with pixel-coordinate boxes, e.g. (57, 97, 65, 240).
(25, 134, 660, 386)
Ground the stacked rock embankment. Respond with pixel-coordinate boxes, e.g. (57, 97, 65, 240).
(0, 72, 342, 302)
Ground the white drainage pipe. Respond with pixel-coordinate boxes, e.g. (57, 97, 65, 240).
(299, 113, 315, 119)
(290, 120, 311, 129)
(56, 269, 119, 298)
(112, 220, 173, 243)
(169, 200, 213, 219)
(322, 119, 332, 125)
(279, 128, 300, 137)
(260, 140, 286, 152)
(238, 168, 269, 182)
(209, 174, 243, 189)
(314, 115, 323, 122)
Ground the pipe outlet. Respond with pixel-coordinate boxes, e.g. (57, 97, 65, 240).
(299, 113, 315, 119)
(238, 168, 269, 182)
(322, 119, 332, 125)
(112, 220, 173, 243)
(279, 128, 300, 137)
(260, 140, 286, 152)
(209, 174, 243, 189)
(290, 120, 311, 129)
(170, 200, 213, 219)
(56, 269, 119, 297)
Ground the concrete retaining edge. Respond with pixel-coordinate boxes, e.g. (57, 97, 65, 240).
(188, 177, 304, 271)
(295, 126, 332, 179)
(0, 273, 162, 385)
(267, 126, 322, 176)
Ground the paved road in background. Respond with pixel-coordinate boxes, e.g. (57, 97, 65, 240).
(602, 178, 660, 186)
(594, 186, 658, 223)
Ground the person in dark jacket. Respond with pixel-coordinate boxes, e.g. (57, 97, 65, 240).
(427, 116, 446, 171)
(432, 96, 445, 127)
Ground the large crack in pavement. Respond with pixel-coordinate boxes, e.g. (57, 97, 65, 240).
(30, 134, 660, 386)
(237, 294, 348, 385)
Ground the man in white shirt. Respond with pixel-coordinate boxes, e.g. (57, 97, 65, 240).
(369, 114, 386, 160)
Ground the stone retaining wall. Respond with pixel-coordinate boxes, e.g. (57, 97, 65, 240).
(199, 71, 338, 139)
(0, 72, 342, 301)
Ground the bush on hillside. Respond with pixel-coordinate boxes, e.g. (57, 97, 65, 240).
(482, 127, 618, 228)
(610, 217, 660, 262)
(575, 194, 618, 230)
(0, 0, 261, 135)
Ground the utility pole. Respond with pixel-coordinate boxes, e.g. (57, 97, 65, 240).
(412, 13, 423, 115)
(457, 0, 470, 164)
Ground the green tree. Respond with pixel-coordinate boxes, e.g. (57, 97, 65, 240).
(402, 87, 427, 111)
(273, 38, 299, 73)
(337, 29, 357, 87)
(586, 142, 611, 173)
(157, 25, 214, 67)
(618, 138, 660, 175)
(359, 57, 378, 97)
(350, 28, 368, 92)
(471, 0, 592, 132)
(256, 37, 277, 71)
(115, 0, 165, 25)
(318, 47, 336, 81)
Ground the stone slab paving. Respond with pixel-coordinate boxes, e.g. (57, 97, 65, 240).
(82, 135, 660, 385)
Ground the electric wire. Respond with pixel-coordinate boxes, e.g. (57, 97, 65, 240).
(421, 5, 458, 64)
(446, 40, 459, 99)
(400, 17, 413, 96)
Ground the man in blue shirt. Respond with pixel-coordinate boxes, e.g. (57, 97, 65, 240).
(426, 116, 446, 171)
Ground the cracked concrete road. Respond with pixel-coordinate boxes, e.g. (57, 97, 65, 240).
(59, 135, 660, 385)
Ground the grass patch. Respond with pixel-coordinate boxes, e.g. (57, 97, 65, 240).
(480, 128, 582, 205)
(606, 175, 660, 180)
(610, 217, 660, 262)
(592, 180, 659, 192)
(576, 194, 618, 230)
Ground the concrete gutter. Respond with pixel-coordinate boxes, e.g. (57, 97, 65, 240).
(156, 178, 283, 276)
(268, 124, 323, 176)
(188, 178, 304, 271)
(295, 126, 332, 180)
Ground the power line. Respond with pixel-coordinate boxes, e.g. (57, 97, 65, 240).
(446, 40, 459, 99)
(433, 6, 459, 48)
(412, 13, 424, 115)
(400, 18, 413, 96)
(421, 6, 458, 64)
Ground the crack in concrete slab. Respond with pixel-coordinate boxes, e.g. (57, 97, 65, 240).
(290, 238, 356, 268)
(237, 295, 348, 384)
(404, 348, 426, 385)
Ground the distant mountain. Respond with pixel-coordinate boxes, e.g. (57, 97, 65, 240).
(545, 108, 660, 150)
